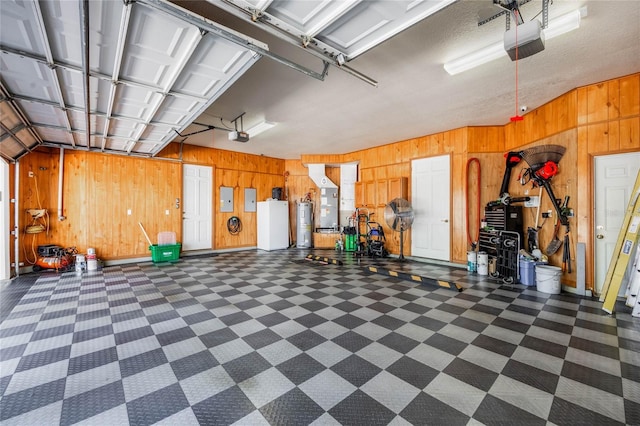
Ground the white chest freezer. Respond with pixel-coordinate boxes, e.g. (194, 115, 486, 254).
(257, 200, 289, 251)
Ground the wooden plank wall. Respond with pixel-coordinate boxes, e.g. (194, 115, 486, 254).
(290, 73, 639, 291)
(154, 144, 285, 250)
(11, 145, 284, 266)
(13, 149, 182, 263)
(7, 73, 638, 290)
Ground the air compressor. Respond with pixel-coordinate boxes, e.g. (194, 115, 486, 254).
(32, 246, 76, 272)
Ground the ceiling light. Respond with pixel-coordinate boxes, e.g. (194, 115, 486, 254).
(247, 121, 276, 138)
(444, 7, 586, 75)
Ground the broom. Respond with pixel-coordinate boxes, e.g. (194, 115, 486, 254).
(138, 222, 153, 246)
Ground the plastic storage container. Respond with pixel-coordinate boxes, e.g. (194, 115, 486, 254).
(149, 243, 181, 263)
(158, 231, 177, 245)
(520, 259, 548, 286)
(536, 264, 561, 294)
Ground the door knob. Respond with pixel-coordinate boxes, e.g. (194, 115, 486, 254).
(596, 234, 604, 239)
(441, 219, 449, 223)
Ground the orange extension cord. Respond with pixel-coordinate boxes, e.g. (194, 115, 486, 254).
(466, 158, 481, 248)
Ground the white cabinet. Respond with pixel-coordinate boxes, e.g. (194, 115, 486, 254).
(257, 201, 289, 251)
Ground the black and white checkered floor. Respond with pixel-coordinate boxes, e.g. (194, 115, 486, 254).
(1, 249, 638, 425)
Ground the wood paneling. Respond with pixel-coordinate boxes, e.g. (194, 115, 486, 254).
(467, 127, 504, 153)
(12, 145, 284, 265)
(8, 73, 638, 291)
(619, 74, 640, 117)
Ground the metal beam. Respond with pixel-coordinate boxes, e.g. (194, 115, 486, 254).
(139, 0, 330, 82)
(214, 0, 377, 86)
(80, 0, 90, 150)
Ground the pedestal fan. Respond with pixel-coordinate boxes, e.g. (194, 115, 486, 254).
(384, 198, 415, 261)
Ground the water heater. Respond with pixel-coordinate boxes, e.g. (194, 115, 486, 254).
(297, 202, 313, 248)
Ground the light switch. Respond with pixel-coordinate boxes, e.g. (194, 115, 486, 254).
(127, 209, 132, 215)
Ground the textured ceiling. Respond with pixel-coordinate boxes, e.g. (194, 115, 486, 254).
(2, 1, 639, 161)
(175, 0, 640, 159)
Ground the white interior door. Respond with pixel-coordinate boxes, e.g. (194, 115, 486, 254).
(594, 152, 640, 296)
(411, 155, 451, 261)
(182, 164, 213, 251)
(1, 159, 9, 280)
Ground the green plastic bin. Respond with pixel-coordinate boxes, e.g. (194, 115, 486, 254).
(149, 243, 181, 263)
(344, 234, 357, 252)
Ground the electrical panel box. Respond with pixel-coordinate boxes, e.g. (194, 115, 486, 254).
(319, 187, 339, 230)
(245, 188, 256, 212)
(220, 186, 234, 212)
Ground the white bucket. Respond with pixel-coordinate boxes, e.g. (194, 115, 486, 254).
(87, 258, 98, 271)
(477, 252, 489, 276)
(467, 251, 477, 272)
(75, 254, 86, 273)
(536, 265, 561, 294)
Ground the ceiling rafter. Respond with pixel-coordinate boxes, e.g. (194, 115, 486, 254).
(0, 0, 266, 158)
(33, 1, 76, 147)
(101, 2, 132, 152)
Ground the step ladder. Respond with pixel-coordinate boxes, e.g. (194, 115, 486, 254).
(623, 249, 640, 317)
(600, 170, 640, 314)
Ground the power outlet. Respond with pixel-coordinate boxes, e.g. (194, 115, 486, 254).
(28, 171, 34, 178)
(541, 211, 552, 218)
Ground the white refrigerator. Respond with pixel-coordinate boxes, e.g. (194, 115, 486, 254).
(257, 200, 289, 251)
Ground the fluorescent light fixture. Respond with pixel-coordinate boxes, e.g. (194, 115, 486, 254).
(444, 7, 586, 75)
(247, 121, 276, 137)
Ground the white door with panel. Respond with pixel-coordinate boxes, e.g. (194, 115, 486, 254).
(411, 155, 451, 261)
(594, 152, 640, 296)
(182, 164, 213, 251)
(1, 160, 9, 280)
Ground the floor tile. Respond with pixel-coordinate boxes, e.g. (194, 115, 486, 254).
(1, 250, 637, 425)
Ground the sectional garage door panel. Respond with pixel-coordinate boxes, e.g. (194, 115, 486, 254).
(0, 0, 264, 160)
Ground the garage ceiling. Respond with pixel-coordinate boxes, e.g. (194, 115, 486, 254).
(2, 1, 640, 161)
(0, 0, 265, 160)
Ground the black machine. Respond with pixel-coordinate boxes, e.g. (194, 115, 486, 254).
(366, 222, 388, 258)
(489, 145, 569, 225)
(483, 145, 570, 283)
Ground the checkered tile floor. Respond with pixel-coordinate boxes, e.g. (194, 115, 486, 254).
(1, 249, 638, 425)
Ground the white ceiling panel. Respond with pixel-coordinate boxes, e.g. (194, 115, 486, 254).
(0, 138, 24, 160)
(153, 96, 203, 125)
(112, 84, 164, 123)
(140, 124, 174, 142)
(0, 0, 44, 56)
(56, 68, 86, 109)
(217, 0, 454, 60)
(67, 109, 88, 132)
(90, 78, 114, 114)
(0, 0, 265, 159)
(88, 1, 124, 77)
(0, 55, 57, 101)
(0, 101, 22, 130)
(266, 0, 359, 35)
(39, 0, 83, 67)
(131, 142, 159, 154)
(108, 118, 144, 140)
(105, 139, 130, 152)
(33, 126, 73, 145)
(17, 101, 66, 128)
(14, 128, 39, 149)
(120, 4, 202, 90)
(172, 34, 254, 98)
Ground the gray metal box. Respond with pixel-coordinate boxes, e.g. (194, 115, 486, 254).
(245, 188, 256, 212)
(220, 186, 234, 212)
